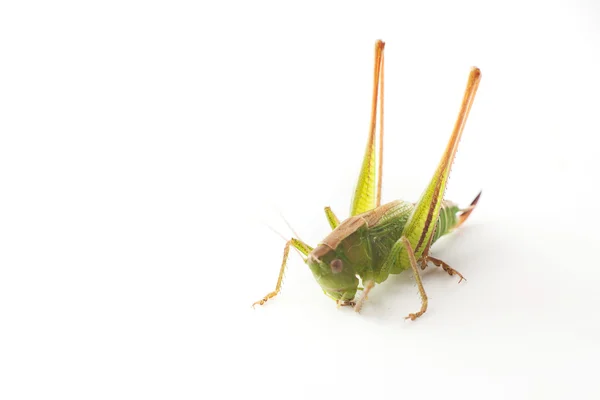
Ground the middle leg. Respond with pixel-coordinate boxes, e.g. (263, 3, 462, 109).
(376, 236, 429, 320)
(353, 280, 375, 313)
(400, 237, 428, 321)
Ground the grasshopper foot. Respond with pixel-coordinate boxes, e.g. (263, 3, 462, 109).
(444, 266, 466, 283)
(426, 256, 466, 283)
(337, 300, 356, 308)
(252, 292, 277, 308)
(404, 311, 425, 321)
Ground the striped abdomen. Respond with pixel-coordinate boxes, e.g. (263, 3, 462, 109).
(431, 201, 461, 243)
(432, 191, 481, 243)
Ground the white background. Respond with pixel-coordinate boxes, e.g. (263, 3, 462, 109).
(1, 1, 599, 399)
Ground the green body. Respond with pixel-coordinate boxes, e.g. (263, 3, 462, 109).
(253, 41, 481, 316)
(307, 200, 462, 302)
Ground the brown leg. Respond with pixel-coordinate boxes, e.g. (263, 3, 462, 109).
(419, 230, 436, 270)
(401, 237, 428, 321)
(353, 280, 375, 313)
(426, 255, 466, 283)
(337, 299, 356, 308)
(252, 238, 312, 307)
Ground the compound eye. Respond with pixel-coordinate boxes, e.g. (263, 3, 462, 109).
(330, 258, 343, 273)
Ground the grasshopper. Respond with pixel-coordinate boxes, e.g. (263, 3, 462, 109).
(253, 40, 482, 320)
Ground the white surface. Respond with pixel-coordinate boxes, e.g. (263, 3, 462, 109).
(1, 1, 600, 399)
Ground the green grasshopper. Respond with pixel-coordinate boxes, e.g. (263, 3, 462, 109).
(253, 40, 482, 320)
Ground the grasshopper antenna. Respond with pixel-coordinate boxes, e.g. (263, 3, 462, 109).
(279, 211, 304, 242)
(261, 220, 307, 261)
(276, 208, 309, 260)
(260, 204, 307, 247)
(269, 203, 305, 242)
(265, 223, 288, 243)
(257, 206, 290, 243)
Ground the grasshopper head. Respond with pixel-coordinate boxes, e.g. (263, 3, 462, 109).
(306, 245, 359, 303)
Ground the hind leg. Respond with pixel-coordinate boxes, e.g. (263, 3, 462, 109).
(425, 255, 466, 283)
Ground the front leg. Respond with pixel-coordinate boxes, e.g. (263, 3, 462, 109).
(337, 299, 356, 308)
(252, 238, 313, 307)
(353, 280, 375, 313)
